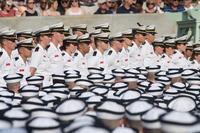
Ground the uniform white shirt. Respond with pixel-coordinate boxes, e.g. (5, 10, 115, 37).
(171, 50, 188, 68)
(13, 55, 31, 86)
(188, 60, 200, 69)
(128, 41, 144, 68)
(62, 51, 75, 71)
(0, 49, 15, 86)
(88, 49, 108, 73)
(141, 40, 154, 58)
(73, 50, 89, 77)
(47, 42, 64, 74)
(144, 52, 162, 67)
(30, 44, 51, 86)
(159, 54, 175, 71)
(85, 46, 94, 59)
(119, 47, 130, 69)
(105, 48, 121, 73)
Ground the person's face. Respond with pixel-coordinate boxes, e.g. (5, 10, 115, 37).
(40, 0, 47, 9)
(184, 0, 192, 6)
(61, 0, 68, 8)
(27, 0, 35, 9)
(5, 4, 12, 11)
(185, 49, 192, 58)
(123, 38, 132, 46)
(53, 32, 64, 44)
(113, 40, 123, 51)
(4, 39, 16, 51)
(147, 1, 155, 9)
(53, 0, 58, 9)
(166, 47, 174, 55)
(74, 31, 84, 37)
(23, 47, 33, 58)
(106, 0, 112, 8)
(135, 33, 145, 44)
(69, 43, 77, 53)
(101, 41, 109, 51)
(71, 0, 79, 7)
(41, 35, 51, 47)
(172, 0, 179, 6)
(195, 54, 200, 62)
(100, 2, 107, 10)
(146, 33, 155, 43)
(177, 44, 186, 52)
(155, 46, 164, 55)
(80, 43, 90, 54)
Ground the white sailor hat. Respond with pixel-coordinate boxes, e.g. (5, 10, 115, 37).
(0, 29, 17, 41)
(112, 68, 125, 77)
(12, 93, 22, 105)
(16, 29, 32, 38)
(175, 34, 189, 44)
(112, 127, 138, 133)
(63, 34, 78, 44)
(171, 82, 186, 92)
(186, 85, 200, 95)
(168, 95, 196, 112)
(78, 33, 91, 43)
(75, 79, 94, 88)
(21, 97, 46, 111)
(55, 99, 87, 122)
(122, 29, 134, 39)
(155, 70, 167, 77)
(26, 117, 61, 133)
(87, 73, 105, 83)
(166, 68, 182, 78)
(121, 90, 141, 105)
(164, 39, 176, 48)
(0, 26, 10, 34)
(0, 101, 11, 114)
(49, 22, 64, 33)
(111, 82, 128, 90)
(19, 85, 40, 98)
(154, 98, 168, 109)
(70, 86, 86, 97)
(122, 75, 138, 82)
(94, 32, 109, 42)
(163, 87, 179, 97)
(133, 25, 146, 35)
(95, 100, 125, 120)
(103, 74, 116, 83)
(48, 83, 69, 99)
(52, 74, 65, 84)
(186, 41, 193, 50)
(0, 116, 12, 130)
(140, 93, 155, 101)
(63, 26, 71, 36)
(160, 111, 199, 133)
(3, 73, 23, 84)
(153, 37, 165, 47)
(146, 65, 161, 73)
(138, 81, 151, 91)
(26, 75, 44, 85)
(145, 85, 164, 97)
(193, 47, 200, 54)
(86, 95, 104, 108)
(0, 91, 14, 104)
(187, 76, 200, 85)
(78, 91, 96, 100)
(33, 26, 52, 37)
(181, 69, 198, 79)
(155, 76, 171, 85)
(40, 95, 59, 108)
(30, 108, 58, 119)
(64, 69, 80, 75)
(146, 25, 157, 34)
(141, 107, 167, 129)
(71, 24, 87, 33)
(73, 126, 110, 133)
(137, 67, 148, 75)
(97, 0, 107, 4)
(65, 73, 81, 83)
(106, 90, 121, 101)
(88, 67, 104, 74)
(109, 32, 123, 41)
(4, 108, 29, 128)
(125, 100, 153, 121)
(90, 29, 102, 37)
(16, 38, 34, 49)
(126, 68, 140, 76)
(94, 23, 110, 32)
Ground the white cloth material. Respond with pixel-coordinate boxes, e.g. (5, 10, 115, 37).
(119, 47, 130, 69)
(171, 50, 189, 69)
(47, 42, 64, 75)
(62, 51, 76, 71)
(159, 54, 175, 71)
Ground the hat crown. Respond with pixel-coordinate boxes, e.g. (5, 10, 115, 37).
(64, 35, 78, 40)
(78, 33, 90, 40)
(72, 24, 87, 29)
(146, 25, 156, 30)
(16, 29, 32, 34)
(50, 22, 64, 29)
(34, 26, 50, 35)
(95, 23, 109, 28)
(94, 32, 109, 38)
(17, 38, 33, 44)
(0, 29, 16, 36)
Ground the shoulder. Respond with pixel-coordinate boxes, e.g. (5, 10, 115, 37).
(34, 47, 40, 52)
(0, 51, 3, 57)
(14, 57, 19, 61)
(107, 50, 113, 56)
(93, 51, 97, 56)
(62, 52, 66, 56)
(161, 55, 165, 58)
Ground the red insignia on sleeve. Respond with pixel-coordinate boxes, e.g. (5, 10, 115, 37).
(19, 69, 24, 72)
(55, 55, 59, 57)
(6, 63, 10, 66)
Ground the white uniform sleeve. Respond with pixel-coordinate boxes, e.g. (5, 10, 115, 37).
(30, 50, 42, 68)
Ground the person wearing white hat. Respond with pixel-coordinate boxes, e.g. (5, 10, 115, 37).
(105, 32, 123, 73)
(47, 22, 65, 75)
(73, 33, 91, 77)
(184, 42, 193, 65)
(30, 26, 52, 87)
(0, 29, 17, 86)
(171, 35, 189, 68)
(128, 26, 146, 68)
(71, 24, 87, 37)
(159, 39, 176, 70)
(189, 47, 200, 69)
(61, 35, 78, 71)
(88, 33, 109, 73)
(13, 38, 35, 86)
(16, 29, 33, 41)
(141, 25, 157, 60)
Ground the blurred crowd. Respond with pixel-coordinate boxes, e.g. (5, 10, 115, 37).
(0, 0, 200, 17)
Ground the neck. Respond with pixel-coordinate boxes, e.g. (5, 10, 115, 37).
(79, 49, 86, 56)
(20, 53, 27, 63)
(97, 47, 104, 54)
(112, 46, 119, 53)
(3, 47, 12, 57)
(51, 39, 59, 47)
(154, 50, 159, 56)
(66, 49, 72, 56)
(134, 40, 141, 47)
(39, 42, 47, 49)
(124, 3, 130, 9)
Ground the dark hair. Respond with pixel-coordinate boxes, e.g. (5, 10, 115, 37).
(48, 0, 57, 9)
(67, 0, 80, 8)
